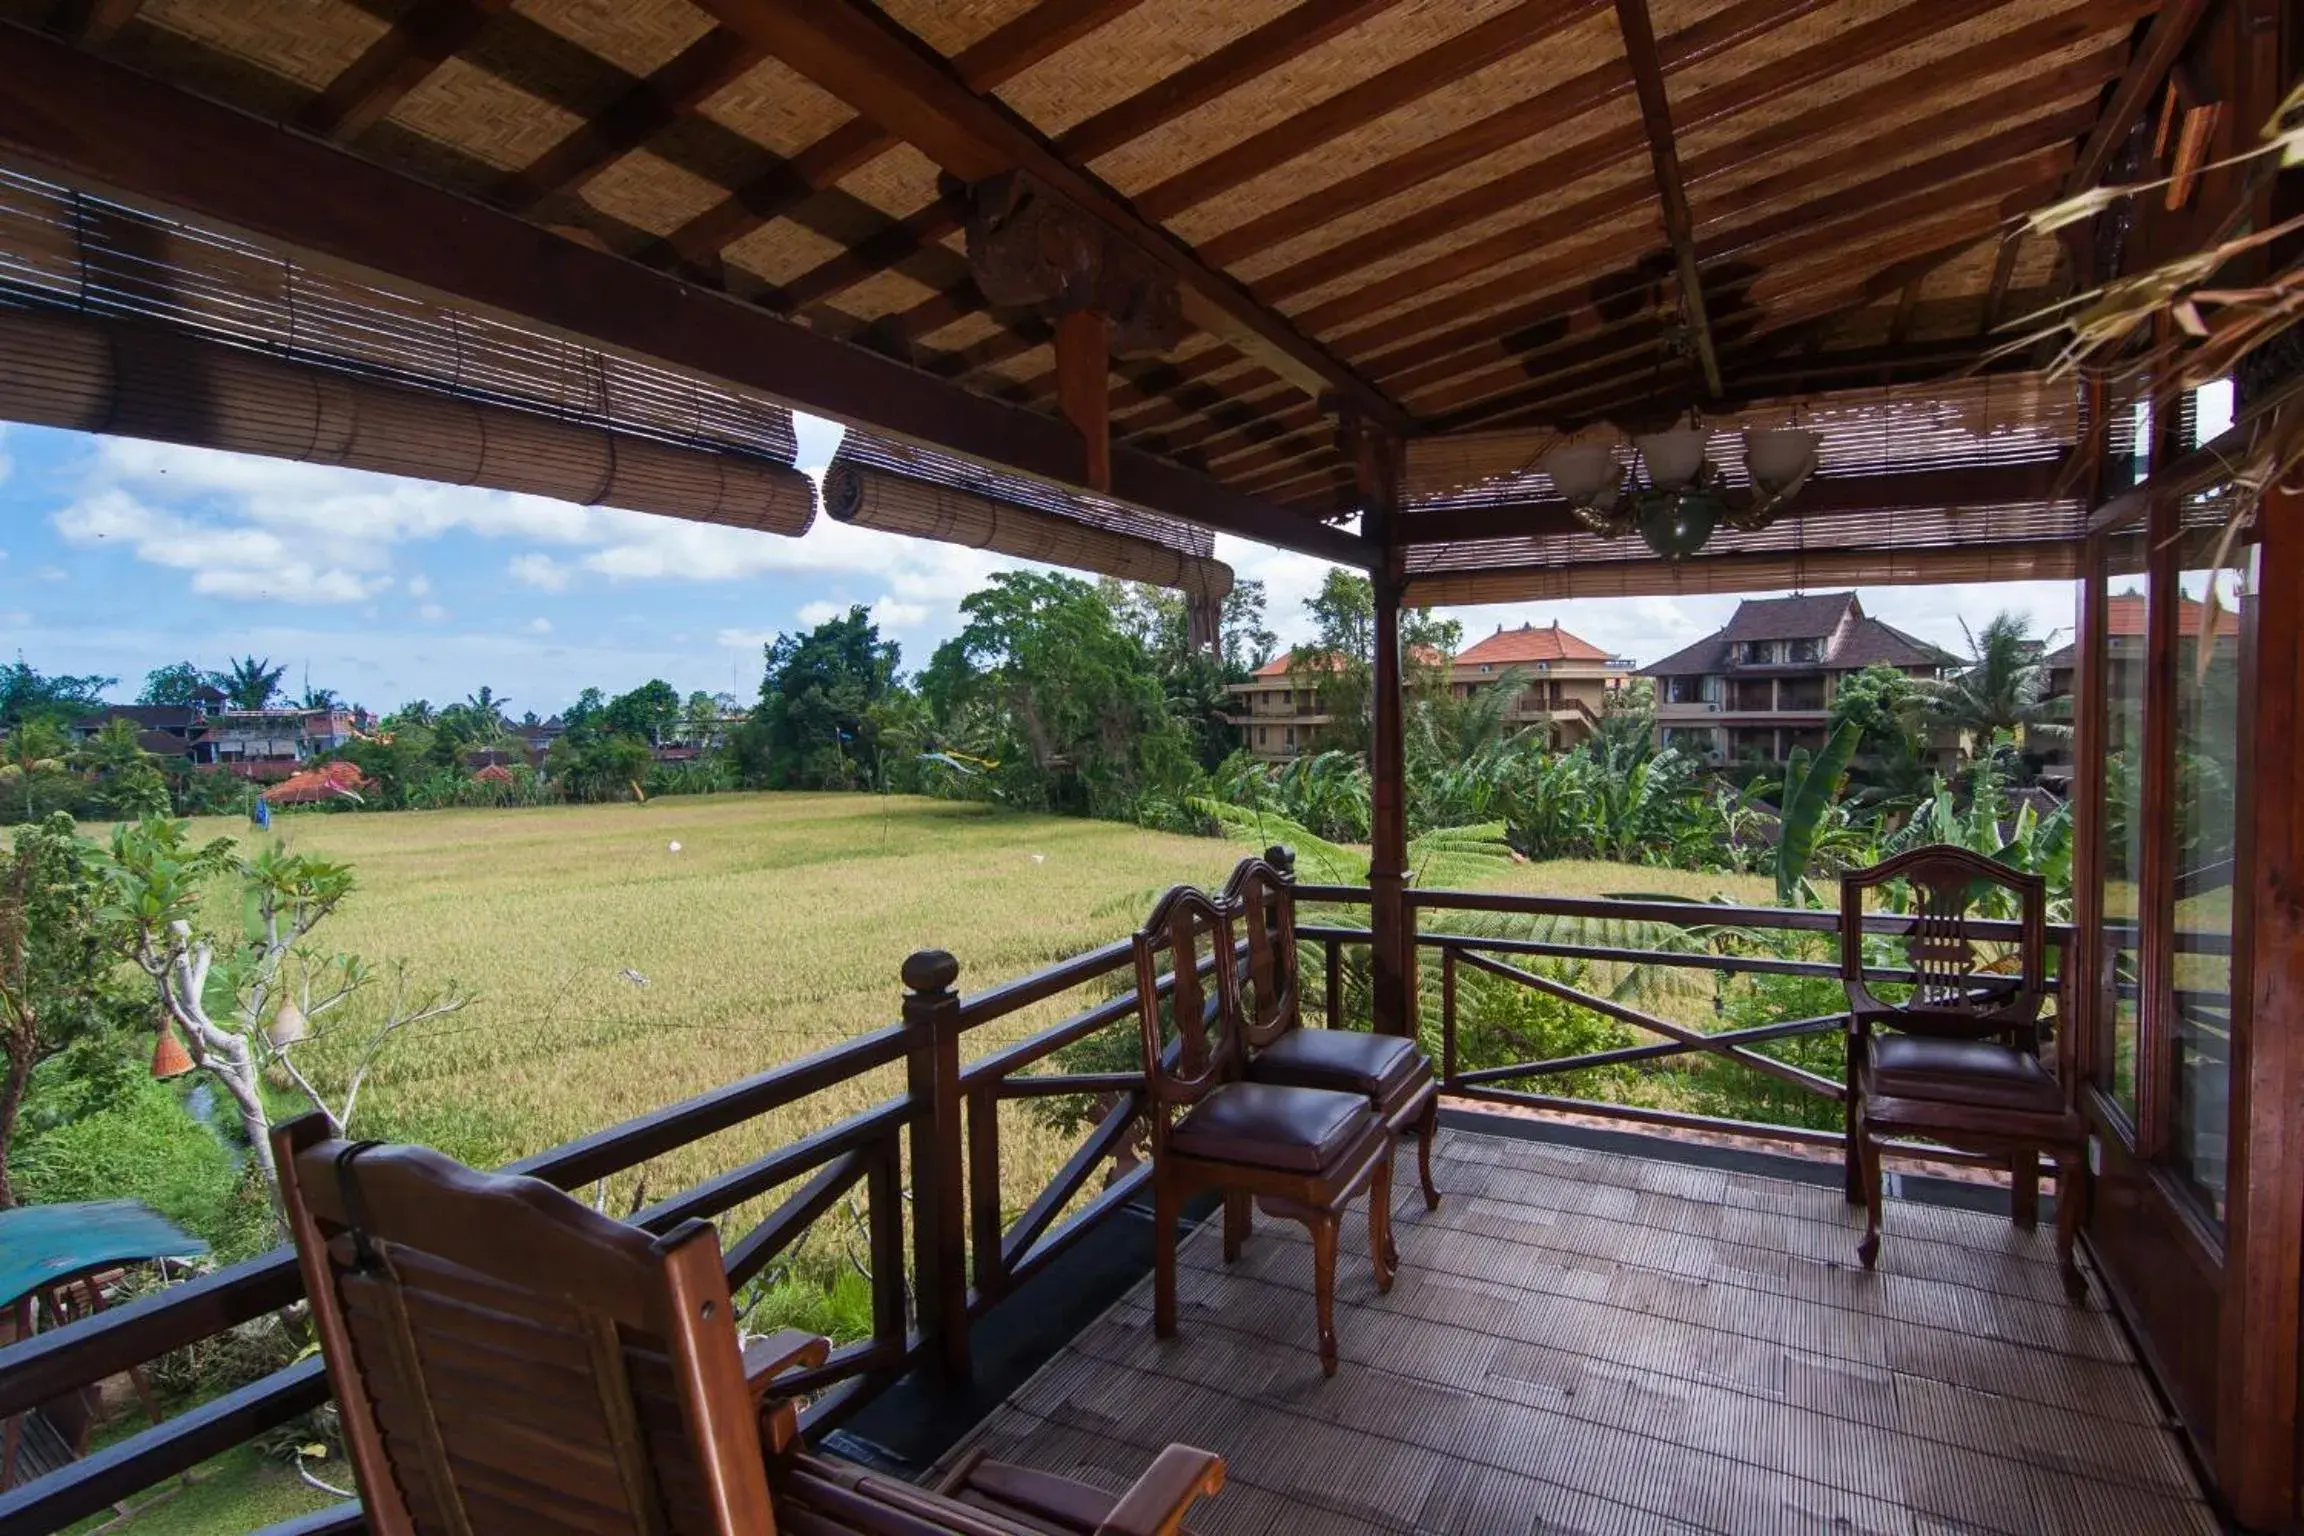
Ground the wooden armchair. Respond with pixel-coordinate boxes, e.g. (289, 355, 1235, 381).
(1224, 848, 1441, 1216)
(1840, 846, 2087, 1300)
(271, 1114, 1224, 1535)
(1133, 886, 1393, 1377)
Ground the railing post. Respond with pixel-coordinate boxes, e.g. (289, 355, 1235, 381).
(1441, 945, 1458, 1088)
(901, 949, 970, 1383)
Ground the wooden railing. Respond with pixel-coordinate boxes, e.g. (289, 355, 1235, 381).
(1294, 884, 2076, 1166)
(0, 936, 1217, 1536)
(0, 881, 2086, 1534)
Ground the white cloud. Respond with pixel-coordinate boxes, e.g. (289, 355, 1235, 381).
(417, 602, 449, 623)
(407, 574, 433, 598)
(716, 627, 777, 650)
(509, 553, 573, 592)
(872, 596, 929, 628)
(526, 617, 552, 634)
(56, 488, 391, 605)
(795, 600, 842, 626)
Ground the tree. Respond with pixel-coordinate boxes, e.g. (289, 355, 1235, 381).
(0, 816, 141, 1208)
(99, 819, 470, 1196)
(922, 571, 1194, 816)
(601, 680, 680, 745)
(1287, 570, 1458, 757)
(0, 720, 69, 824)
(299, 684, 341, 711)
(463, 686, 510, 731)
(1772, 721, 1863, 906)
(1908, 614, 2070, 757)
(1220, 580, 1278, 676)
(216, 655, 288, 711)
(0, 661, 114, 731)
(71, 717, 171, 819)
(139, 661, 213, 706)
(733, 606, 901, 789)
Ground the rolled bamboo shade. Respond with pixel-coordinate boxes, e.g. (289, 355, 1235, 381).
(825, 432, 1233, 603)
(1405, 541, 2083, 606)
(0, 308, 814, 535)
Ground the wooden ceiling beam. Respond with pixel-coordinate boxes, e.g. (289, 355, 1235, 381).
(654, 0, 1149, 271)
(1287, 74, 2108, 351)
(2065, 0, 2213, 200)
(294, 0, 513, 141)
(0, 22, 1369, 566)
(497, 27, 766, 210)
(1202, 0, 1831, 272)
(772, 0, 1401, 314)
(1613, 0, 1723, 398)
(1130, 0, 1609, 224)
(689, 0, 1408, 427)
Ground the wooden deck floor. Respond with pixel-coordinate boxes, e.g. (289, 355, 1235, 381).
(937, 1128, 2214, 1535)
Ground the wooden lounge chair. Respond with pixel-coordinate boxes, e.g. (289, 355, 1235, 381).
(1839, 846, 2088, 1300)
(1224, 848, 1442, 1219)
(1133, 886, 1393, 1377)
(270, 1114, 1224, 1534)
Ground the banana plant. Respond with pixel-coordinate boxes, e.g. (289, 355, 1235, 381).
(1773, 721, 1862, 907)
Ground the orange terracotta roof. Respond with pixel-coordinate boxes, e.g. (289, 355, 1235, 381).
(1453, 621, 1612, 666)
(2104, 592, 2211, 637)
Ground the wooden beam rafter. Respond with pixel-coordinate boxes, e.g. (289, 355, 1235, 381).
(688, 0, 1408, 427)
(1614, 0, 1718, 396)
(0, 22, 1369, 566)
(294, 0, 513, 142)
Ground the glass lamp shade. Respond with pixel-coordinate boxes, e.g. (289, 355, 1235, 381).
(1638, 490, 1717, 560)
(1744, 428, 1820, 496)
(1542, 442, 1621, 506)
(1635, 427, 1711, 489)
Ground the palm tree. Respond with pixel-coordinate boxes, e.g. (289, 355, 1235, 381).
(217, 656, 287, 711)
(464, 686, 509, 727)
(1908, 613, 2070, 753)
(299, 685, 340, 711)
(0, 720, 67, 821)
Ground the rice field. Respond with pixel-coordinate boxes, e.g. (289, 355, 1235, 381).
(181, 793, 1772, 1209)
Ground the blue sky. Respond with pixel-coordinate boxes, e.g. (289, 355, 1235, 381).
(0, 415, 2075, 716)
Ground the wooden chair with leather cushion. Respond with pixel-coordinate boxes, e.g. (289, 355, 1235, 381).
(271, 1113, 1224, 1535)
(1133, 885, 1394, 1377)
(1224, 847, 1441, 1220)
(1839, 846, 2087, 1300)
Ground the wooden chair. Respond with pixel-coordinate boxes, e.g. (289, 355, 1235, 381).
(271, 1113, 1224, 1535)
(1839, 846, 2087, 1300)
(1224, 848, 1441, 1218)
(1133, 886, 1393, 1377)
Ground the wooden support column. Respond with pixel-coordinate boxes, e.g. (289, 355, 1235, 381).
(1054, 308, 1112, 493)
(1358, 427, 1411, 1038)
(2217, 479, 2304, 1529)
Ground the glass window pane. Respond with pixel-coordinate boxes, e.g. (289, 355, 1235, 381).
(2098, 528, 2149, 1122)
(2168, 531, 2245, 1220)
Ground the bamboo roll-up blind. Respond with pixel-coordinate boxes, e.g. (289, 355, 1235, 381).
(0, 166, 803, 467)
(824, 462, 1232, 601)
(1406, 374, 2082, 512)
(0, 309, 815, 535)
(825, 431, 1232, 600)
(1405, 541, 2083, 606)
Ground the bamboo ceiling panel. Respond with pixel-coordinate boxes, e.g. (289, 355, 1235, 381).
(0, 0, 2147, 538)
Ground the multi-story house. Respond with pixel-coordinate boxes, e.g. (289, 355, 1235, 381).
(69, 703, 221, 765)
(1642, 591, 1956, 764)
(1225, 654, 1339, 763)
(205, 707, 362, 777)
(1225, 624, 1627, 763)
(1445, 622, 1633, 748)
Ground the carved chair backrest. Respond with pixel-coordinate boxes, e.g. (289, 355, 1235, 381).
(1221, 848, 1301, 1052)
(271, 1113, 777, 1536)
(1840, 844, 2047, 1045)
(1133, 884, 1243, 1114)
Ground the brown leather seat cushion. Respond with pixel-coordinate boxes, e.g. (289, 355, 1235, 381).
(1171, 1083, 1375, 1173)
(1248, 1028, 1426, 1099)
(1866, 1033, 2063, 1112)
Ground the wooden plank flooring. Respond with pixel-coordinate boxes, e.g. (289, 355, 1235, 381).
(936, 1129, 2214, 1535)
